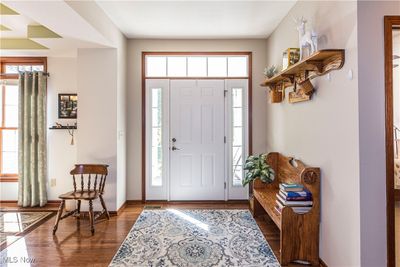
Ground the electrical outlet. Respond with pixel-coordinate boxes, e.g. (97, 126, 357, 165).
(50, 178, 56, 187)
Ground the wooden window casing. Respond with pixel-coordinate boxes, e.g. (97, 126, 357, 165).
(0, 57, 47, 182)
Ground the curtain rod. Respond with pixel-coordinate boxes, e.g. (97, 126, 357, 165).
(0, 72, 50, 77)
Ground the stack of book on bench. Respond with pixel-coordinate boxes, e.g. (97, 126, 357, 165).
(275, 183, 313, 214)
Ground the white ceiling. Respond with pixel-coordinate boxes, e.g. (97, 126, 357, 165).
(1, 0, 296, 56)
(1, 1, 112, 57)
(96, 0, 297, 39)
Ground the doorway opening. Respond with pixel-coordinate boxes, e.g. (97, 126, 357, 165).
(384, 16, 400, 267)
(141, 52, 252, 201)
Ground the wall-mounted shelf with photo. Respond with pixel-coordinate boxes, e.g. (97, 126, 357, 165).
(49, 126, 77, 130)
(261, 49, 345, 104)
(49, 123, 77, 145)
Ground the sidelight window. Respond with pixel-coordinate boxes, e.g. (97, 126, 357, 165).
(231, 88, 245, 186)
(151, 88, 163, 186)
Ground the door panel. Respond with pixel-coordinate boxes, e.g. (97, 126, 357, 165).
(170, 80, 225, 200)
(201, 154, 215, 186)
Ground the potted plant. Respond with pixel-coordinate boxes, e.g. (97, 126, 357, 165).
(242, 154, 275, 186)
(263, 65, 279, 78)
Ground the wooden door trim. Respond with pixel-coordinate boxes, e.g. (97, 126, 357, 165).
(143, 51, 252, 56)
(141, 51, 253, 202)
(141, 52, 146, 202)
(384, 16, 400, 267)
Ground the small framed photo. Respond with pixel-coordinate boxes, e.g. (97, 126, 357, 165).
(282, 48, 300, 70)
(58, 93, 77, 119)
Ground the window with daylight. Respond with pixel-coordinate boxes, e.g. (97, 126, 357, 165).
(0, 57, 46, 182)
(187, 57, 207, 77)
(145, 55, 248, 78)
(232, 88, 244, 186)
(151, 88, 163, 186)
(144, 53, 250, 200)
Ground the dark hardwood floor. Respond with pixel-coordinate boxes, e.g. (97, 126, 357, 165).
(0, 202, 299, 266)
(396, 201, 399, 266)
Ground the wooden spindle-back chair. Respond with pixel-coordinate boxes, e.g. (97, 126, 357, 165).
(53, 164, 110, 235)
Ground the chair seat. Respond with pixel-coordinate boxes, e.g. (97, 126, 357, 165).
(59, 190, 99, 200)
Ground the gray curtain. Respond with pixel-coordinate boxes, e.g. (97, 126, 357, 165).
(18, 72, 47, 207)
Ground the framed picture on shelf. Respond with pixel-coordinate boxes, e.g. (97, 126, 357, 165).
(282, 48, 300, 70)
(58, 93, 77, 119)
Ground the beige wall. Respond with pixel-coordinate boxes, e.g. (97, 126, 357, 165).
(116, 35, 127, 209)
(126, 39, 268, 200)
(47, 57, 78, 203)
(265, 1, 360, 266)
(77, 48, 118, 211)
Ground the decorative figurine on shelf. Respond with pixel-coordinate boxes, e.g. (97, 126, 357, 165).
(67, 124, 75, 145)
(264, 65, 279, 78)
(294, 16, 317, 59)
(311, 30, 318, 52)
(55, 122, 62, 129)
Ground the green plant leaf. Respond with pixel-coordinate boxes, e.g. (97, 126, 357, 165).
(246, 171, 253, 179)
(244, 161, 254, 170)
(241, 153, 275, 187)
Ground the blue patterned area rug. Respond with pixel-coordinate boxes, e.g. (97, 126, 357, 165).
(109, 209, 280, 267)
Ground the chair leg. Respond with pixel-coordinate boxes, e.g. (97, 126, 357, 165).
(76, 200, 81, 219)
(89, 200, 95, 235)
(53, 200, 65, 235)
(99, 195, 110, 220)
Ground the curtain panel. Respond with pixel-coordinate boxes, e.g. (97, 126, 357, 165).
(18, 72, 47, 207)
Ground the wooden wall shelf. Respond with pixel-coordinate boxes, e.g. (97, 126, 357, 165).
(261, 49, 345, 103)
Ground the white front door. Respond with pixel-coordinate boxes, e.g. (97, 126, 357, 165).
(169, 80, 225, 200)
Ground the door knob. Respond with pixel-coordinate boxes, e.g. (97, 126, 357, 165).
(172, 138, 177, 142)
(171, 146, 180, 151)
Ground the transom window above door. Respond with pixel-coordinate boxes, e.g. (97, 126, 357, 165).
(145, 55, 249, 78)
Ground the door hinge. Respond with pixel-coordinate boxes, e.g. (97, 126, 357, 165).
(224, 136, 226, 143)
(224, 182, 227, 189)
(224, 89, 228, 97)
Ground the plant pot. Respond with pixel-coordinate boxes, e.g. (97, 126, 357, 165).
(269, 89, 283, 103)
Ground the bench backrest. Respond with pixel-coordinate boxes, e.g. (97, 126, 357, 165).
(253, 152, 320, 211)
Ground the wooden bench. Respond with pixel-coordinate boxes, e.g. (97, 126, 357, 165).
(249, 152, 320, 266)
